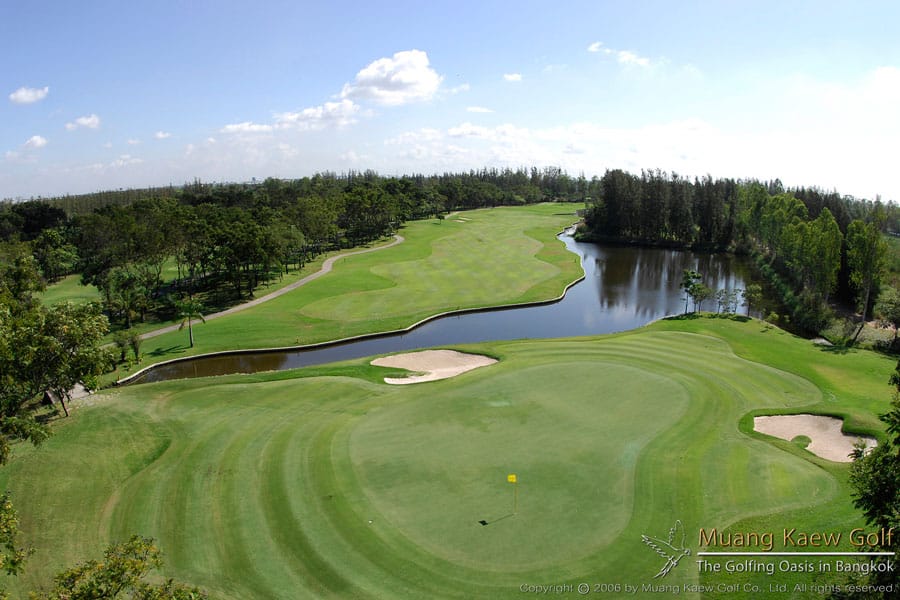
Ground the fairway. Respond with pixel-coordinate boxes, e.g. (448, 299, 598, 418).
(127, 204, 582, 372)
(2, 317, 892, 598)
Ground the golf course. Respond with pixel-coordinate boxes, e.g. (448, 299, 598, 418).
(6, 205, 895, 598)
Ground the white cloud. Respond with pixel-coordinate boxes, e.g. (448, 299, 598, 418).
(448, 122, 529, 142)
(340, 49, 442, 106)
(220, 121, 274, 134)
(466, 106, 493, 113)
(9, 86, 49, 104)
(110, 154, 142, 168)
(127, 138, 141, 145)
(275, 99, 359, 130)
(617, 50, 651, 68)
(24, 135, 47, 149)
(449, 83, 470, 94)
(103, 142, 113, 148)
(4, 151, 19, 161)
(384, 128, 443, 146)
(154, 131, 171, 139)
(65, 114, 100, 130)
(503, 73, 522, 82)
(590, 41, 654, 67)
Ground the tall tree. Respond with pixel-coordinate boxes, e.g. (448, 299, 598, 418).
(680, 270, 701, 314)
(742, 284, 763, 317)
(846, 218, 887, 342)
(175, 296, 206, 348)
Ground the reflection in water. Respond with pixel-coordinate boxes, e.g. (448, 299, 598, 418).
(130, 234, 759, 384)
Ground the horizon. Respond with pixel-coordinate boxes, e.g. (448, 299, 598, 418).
(3, 1, 900, 201)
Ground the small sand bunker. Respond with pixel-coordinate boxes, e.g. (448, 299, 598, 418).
(754, 414, 877, 462)
(371, 350, 497, 385)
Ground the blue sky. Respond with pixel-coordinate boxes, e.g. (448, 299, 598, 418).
(3, 1, 900, 200)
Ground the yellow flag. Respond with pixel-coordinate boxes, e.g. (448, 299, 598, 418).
(507, 474, 517, 483)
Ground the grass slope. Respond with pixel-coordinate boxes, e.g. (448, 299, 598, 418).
(3, 316, 892, 598)
(124, 204, 581, 375)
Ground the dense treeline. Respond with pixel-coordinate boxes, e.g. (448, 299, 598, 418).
(581, 169, 895, 333)
(0, 168, 584, 331)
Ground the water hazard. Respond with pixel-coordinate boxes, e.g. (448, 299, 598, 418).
(128, 233, 758, 384)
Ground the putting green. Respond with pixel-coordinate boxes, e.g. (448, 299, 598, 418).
(3, 317, 889, 598)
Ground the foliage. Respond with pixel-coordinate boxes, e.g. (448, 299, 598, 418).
(29, 536, 205, 600)
(0, 244, 112, 460)
(680, 269, 701, 314)
(742, 283, 763, 316)
(847, 218, 888, 342)
(175, 296, 205, 348)
(0, 493, 30, 579)
(846, 361, 900, 595)
(875, 286, 900, 346)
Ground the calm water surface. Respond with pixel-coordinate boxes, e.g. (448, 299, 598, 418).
(130, 234, 757, 384)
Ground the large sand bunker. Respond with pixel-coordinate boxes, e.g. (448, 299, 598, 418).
(371, 350, 497, 384)
(753, 414, 877, 462)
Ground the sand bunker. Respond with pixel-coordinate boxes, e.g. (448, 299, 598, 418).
(753, 414, 877, 462)
(371, 350, 497, 384)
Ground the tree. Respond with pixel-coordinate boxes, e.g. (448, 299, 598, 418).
(31, 535, 205, 599)
(176, 296, 206, 348)
(876, 287, 900, 348)
(1, 243, 112, 456)
(0, 493, 30, 598)
(680, 270, 701, 314)
(847, 361, 900, 595)
(31, 229, 78, 284)
(742, 284, 763, 317)
(689, 283, 714, 312)
(1, 301, 111, 423)
(846, 218, 887, 342)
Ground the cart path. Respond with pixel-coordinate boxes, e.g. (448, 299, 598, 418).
(140, 235, 404, 340)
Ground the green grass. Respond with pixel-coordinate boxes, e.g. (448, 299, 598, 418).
(119, 204, 582, 376)
(38, 273, 102, 306)
(2, 316, 893, 598)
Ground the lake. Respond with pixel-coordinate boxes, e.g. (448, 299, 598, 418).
(127, 232, 759, 384)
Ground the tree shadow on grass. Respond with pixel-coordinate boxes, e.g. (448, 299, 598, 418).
(148, 345, 188, 357)
(819, 344, 851, 355)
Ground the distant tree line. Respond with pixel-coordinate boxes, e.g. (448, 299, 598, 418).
(581, 169, 896, 333)
(0, 168, 585, 331)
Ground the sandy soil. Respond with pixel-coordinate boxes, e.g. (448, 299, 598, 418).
(371, 349, 497, 384)
(753, 414, 877, 462)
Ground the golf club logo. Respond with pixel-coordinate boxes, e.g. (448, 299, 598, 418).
(642, 520, 691, 578)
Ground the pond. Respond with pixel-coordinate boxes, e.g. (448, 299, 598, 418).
(126, 232, 760, 384)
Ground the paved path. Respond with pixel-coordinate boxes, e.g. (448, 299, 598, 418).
(140, 235, 404, 340)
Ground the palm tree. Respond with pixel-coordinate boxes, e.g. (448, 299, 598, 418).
(176, 296, 206, 348)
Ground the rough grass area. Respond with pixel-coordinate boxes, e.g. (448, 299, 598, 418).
(2, 316, 892, 598)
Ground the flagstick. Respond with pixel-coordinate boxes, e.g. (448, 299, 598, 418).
(513, 481, 518, 514)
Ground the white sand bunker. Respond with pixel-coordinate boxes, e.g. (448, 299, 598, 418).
(371, 350, 497, 385)
(754, 414, 877, 462)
